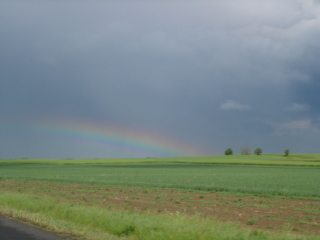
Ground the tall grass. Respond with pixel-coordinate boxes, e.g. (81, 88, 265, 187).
(0, 192, 317, 240)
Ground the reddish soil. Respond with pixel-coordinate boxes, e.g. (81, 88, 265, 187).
(1, 179, 319, 236)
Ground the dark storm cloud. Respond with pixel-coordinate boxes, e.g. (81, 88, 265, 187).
(1, 0, 320, 158)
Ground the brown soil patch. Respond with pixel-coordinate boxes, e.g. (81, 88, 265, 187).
(1, 179, 319, 236)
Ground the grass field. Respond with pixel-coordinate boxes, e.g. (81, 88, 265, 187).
(0, 154, 320, 239)
(1, 153, 320, 166)
(0, 163, 319, 198)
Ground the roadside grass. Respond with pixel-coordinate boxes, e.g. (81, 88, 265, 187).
(1, 179, 319, 236)
(0, 191, 318, 240)
(1, 153, 320, 166)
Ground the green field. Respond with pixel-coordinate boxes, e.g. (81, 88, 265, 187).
(2, 153, 320, 166)
(1, 154, 320, 239)
(0, 163, 319, 198)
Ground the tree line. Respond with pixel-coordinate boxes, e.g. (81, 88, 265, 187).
(224, 147, 290, 156)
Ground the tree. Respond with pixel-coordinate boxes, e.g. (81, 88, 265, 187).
(254, 148, 262, 155)
(284, 149, 290, 156)
(225, 148, 233, 155)
(241, 147, 251, 155)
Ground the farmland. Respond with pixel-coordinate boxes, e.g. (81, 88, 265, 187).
(0, 163, 320, 198)
(0, 154, 320, 239)
(1, 153, 320, 166)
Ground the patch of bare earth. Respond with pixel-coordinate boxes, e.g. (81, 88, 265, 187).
(1, 179, 319, 236)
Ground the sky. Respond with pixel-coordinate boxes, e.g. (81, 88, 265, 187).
(1, 0, 320, 159)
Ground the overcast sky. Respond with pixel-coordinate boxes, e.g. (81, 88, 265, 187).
(1, 0, 320, 159)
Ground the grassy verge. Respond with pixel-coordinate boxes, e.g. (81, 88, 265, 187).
(0, 191, 318, 240)
(2, 179, 320, 235)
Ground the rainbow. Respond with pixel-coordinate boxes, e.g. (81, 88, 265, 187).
(35, 119, 202, 157)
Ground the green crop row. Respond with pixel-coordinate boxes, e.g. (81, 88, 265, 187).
(1, 163, 319, 198)
(1, 154, 320, 166)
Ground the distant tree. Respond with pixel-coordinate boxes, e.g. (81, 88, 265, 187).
(241, 147, 251, 155)
(284, 149, 290, 156)
(254, 148, 262, 155)
(225, 148, 233, 155)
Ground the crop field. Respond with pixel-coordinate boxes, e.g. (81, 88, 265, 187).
(0, 163, 320, 198)
(1, 153, 320, 166)
(0, 154, 320, 240)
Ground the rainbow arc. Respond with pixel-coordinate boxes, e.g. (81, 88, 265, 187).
(36, 119, 201, 157)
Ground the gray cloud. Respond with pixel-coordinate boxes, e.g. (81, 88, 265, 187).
(285, 103, 310, 111)
(269, 119, 312, 135)
(221, 100, 251, 111)
(1, 0, 320, 158)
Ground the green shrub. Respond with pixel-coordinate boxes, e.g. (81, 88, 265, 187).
(284, 149, 290, 156)
(254, 148, 262, 155)
(225, 148, 233, 155)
